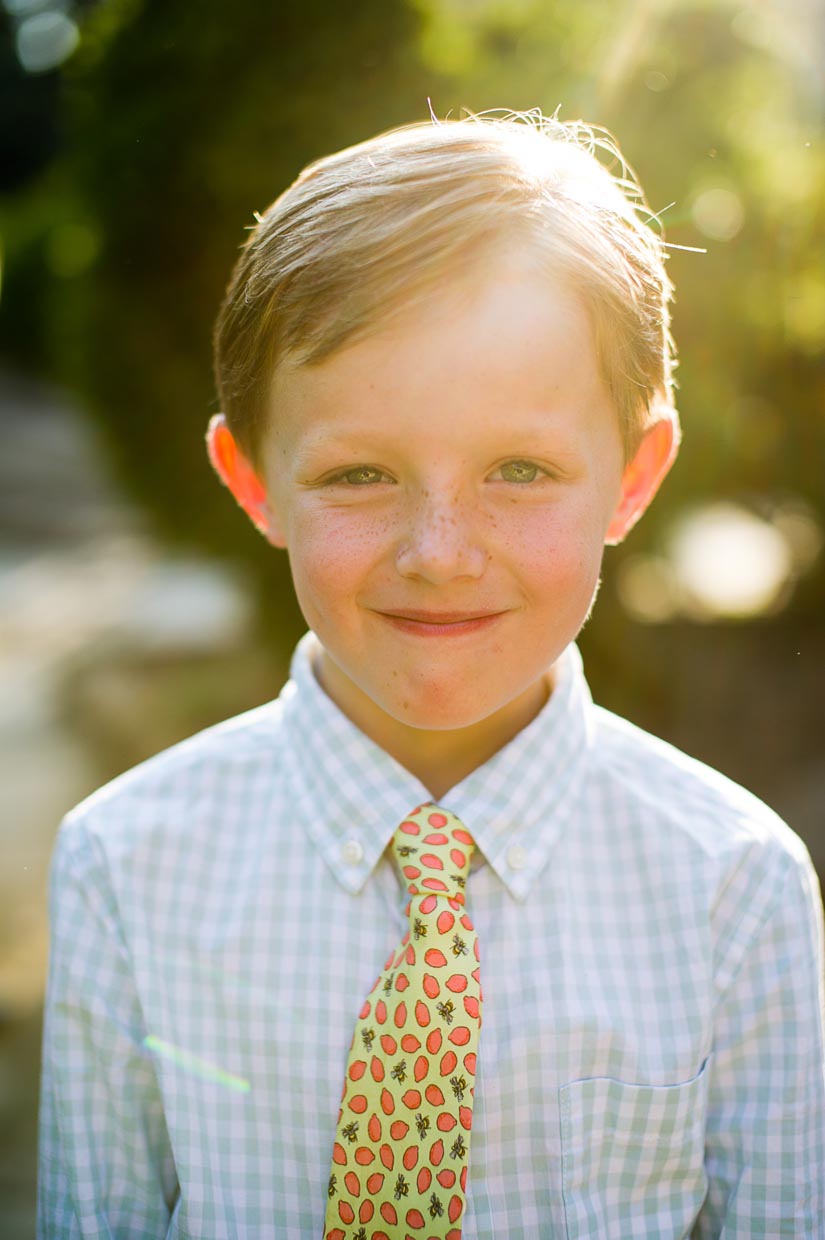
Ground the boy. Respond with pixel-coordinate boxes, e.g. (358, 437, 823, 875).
(38, 111, 824, 1238)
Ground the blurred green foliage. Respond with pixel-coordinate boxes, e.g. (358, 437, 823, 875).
(1, 0, 823, 645)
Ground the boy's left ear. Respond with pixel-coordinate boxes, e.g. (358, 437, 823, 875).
(605, 416, 678, 546)
(205, 414, 286, 547)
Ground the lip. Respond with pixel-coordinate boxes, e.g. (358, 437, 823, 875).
(374, 608, 507, 636)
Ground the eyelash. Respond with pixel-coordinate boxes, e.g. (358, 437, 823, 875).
(325, 460, 550, 487)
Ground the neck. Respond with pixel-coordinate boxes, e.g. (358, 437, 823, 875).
(313, 654, 552, 798)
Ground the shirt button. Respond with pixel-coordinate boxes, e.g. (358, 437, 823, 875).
(506, 844, 528, 871)
(341, 839, 364, 866)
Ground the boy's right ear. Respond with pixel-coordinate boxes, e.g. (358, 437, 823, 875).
(206, 414, 287, 547)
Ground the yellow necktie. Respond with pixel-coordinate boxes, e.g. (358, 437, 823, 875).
(324, 803, 481, 1240)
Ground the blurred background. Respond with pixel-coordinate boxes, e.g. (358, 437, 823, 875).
(1, 0, 823, 1231)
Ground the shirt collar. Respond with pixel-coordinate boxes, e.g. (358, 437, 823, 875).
(280, 631, 594, 901)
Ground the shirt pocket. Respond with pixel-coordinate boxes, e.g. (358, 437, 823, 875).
(559, 1058, 710, 1239)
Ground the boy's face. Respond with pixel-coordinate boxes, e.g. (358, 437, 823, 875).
(213, 258, 673, 749)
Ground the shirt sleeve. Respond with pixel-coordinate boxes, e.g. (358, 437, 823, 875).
(37, 815, 179, 1239)
(693, 841, 825, 1238)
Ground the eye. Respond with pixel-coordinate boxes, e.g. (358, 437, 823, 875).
(495, 460, 546, 484)
(335, 466, 391, 485)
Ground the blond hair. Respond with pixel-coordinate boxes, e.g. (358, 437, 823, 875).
(213, 109, 678, 466)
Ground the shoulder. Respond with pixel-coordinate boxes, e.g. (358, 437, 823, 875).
(588, 703, 813, 898)
(51, 694, 292, 885)
(586, 706, 822, 982)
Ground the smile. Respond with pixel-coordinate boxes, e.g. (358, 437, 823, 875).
(374, 609, 507, 637)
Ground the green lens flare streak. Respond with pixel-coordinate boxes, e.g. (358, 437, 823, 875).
(143, 1035, 251, 1093)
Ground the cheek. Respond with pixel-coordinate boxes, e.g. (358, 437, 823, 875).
(286, 510, 389, 610)
(501, 502, 606, 592)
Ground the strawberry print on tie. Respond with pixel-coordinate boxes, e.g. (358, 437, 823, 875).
(324, 804, 481, 1240)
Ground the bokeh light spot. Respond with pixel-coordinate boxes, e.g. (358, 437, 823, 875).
(616, 554, 678, 624)
(617, 500, 822, 624)
(643, 70, 669, 92)
(668, 502, 790, 619)
(16, 10, 79, 74)
(46, 223, 101, 278)
(691, 187, 744, 242)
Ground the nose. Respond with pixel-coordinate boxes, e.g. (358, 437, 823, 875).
(394, 489, 487, 583)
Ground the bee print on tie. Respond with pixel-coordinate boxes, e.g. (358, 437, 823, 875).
(450, 1074, 467, 1102)
(436, 1000, 455, 1025)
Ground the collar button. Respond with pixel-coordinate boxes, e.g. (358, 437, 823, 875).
(506, 844, 527, 872)
(341, 839, 364, 866)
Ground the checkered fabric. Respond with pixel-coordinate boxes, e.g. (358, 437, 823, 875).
(38, 632, 825, 1238)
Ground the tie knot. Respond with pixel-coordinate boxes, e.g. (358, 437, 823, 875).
(391, 803, 475, 905)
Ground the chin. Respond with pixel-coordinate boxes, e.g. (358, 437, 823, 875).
(379, 685, 509, 733)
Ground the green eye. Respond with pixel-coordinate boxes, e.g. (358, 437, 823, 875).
(342, 466, 385, 485)
(499, 460, 541, 483)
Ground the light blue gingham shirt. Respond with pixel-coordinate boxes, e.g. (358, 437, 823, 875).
(38, 633, 825, 1238)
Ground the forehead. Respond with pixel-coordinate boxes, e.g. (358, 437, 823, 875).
(268, 257, 619, 452)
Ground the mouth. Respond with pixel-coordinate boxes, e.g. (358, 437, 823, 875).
(374, 608, 507, 636)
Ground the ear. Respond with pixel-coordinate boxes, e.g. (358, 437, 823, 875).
(205, 413, 286, 547)
(605, 416, 678, 546)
